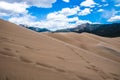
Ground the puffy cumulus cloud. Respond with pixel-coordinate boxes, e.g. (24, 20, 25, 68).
(108, 15, 120, 22)
(38, 20, 70, 30)
(0, 0, 56, 17)
(8, 11, 79, 30)
(0, 0, 56, 8)
(8, 6, 91, 31)
(62, 0, 70, 3)
(47, 12, 66, 21)
(37, 12, 79, 30)
(0, 1, 29, 17)
(8, 14, 36, 25)
(80, 0, 97, 7)
(67, 17, 79, 22)
(79, 8, 91, 16)
(59, 6, 80, 16)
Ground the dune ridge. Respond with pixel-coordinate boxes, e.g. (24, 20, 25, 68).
(0, 19, 120, 80)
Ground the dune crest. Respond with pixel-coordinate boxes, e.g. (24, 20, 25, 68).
(0, 19, 120, 80)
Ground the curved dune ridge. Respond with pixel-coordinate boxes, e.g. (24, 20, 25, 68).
(0, 19, 120, 80)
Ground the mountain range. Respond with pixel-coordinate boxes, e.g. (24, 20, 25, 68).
(55, 23, 120, 37)
(19, 24, 50, 32)
(20, 23, 120, 37)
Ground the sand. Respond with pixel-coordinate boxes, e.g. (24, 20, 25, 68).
(0, 19, 120, 80)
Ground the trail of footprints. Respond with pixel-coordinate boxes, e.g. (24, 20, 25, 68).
(0, 37, 119, 80)
(0, 45, 66, 73)
(67, 47, 120, 80)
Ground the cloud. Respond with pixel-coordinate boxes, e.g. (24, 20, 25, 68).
(0, 1, 29, 17)
(62, 0, 70, 3)
(59, 6, 80, 16)
(79, 8, 91, 16)
(0, 0, 56, 8)
(8, 6, 91, 31)
(0, 0, 91, 31)
(8, 14, 36, 25)
(36, 12, 79, 30)
(80, 0, 97, 7)
(8, 11, 78, 30)
(108, 15, 120, 22)
(76, 20, 92, 25)
(47, 12, 67, 21)
(97, 9, 104, 12)
(0, 0, 57, 21)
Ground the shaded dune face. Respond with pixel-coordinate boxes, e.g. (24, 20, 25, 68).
(0, 19, 120, 80)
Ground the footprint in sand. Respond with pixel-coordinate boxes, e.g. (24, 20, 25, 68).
(24, 46, 33, 49)
(36, 62, 66, 73)
(19, 56, 32, 63)
(86, 64, 112, 80)
(56, 56, 65, 60)
(0, 48, 17, 57)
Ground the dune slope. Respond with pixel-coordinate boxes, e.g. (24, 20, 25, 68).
(0, 19, 120, 80)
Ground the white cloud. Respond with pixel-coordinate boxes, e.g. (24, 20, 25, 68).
(1, 0, 90, 31)
(0, 1, 29, 17)
(0, 0, 56, 17)
(108, 15, 120, 22)
(80, 0, 97, 7)
(8, 11, 78, 31)
(8, 6, 92, 31)
(76, 20, 92, 25)
(40, 12, 80, 30)
(59, 6, 80, 16)
(79, 8, 91, 16)
(0, 0, 57, 20)
(97, 9, 104, 12)
(47, 12, 67, 22)
(67, 17, 79, 22)
(1, 0, 56, 8)
(8, 14, 36, 25)
(62, 0, 70, 3)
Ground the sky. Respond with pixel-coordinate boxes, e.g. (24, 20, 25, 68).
(0, 0, 120, 30)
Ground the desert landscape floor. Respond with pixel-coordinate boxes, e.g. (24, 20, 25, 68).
(0, 19, 120, 80)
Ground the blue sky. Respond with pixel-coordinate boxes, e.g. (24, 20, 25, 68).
(0, 0, 120, 30)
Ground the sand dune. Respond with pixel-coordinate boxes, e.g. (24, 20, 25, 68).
(0, 19, 120, 80)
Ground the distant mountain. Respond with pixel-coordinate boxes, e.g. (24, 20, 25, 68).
(19, 24, 50, 32)
(55, 23, 120, 37)
(19, 23, 120, 37)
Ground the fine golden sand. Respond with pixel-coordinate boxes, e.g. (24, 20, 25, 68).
(0, 19, 120, 80)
